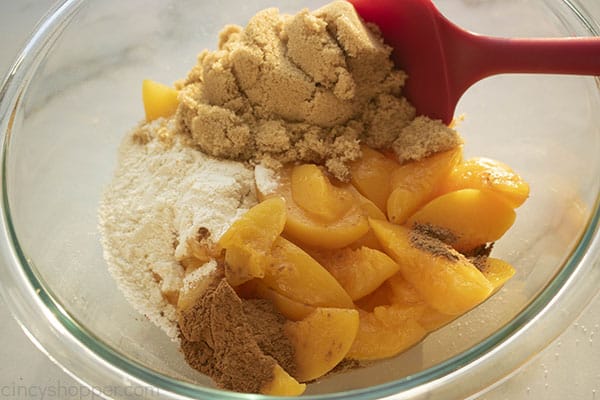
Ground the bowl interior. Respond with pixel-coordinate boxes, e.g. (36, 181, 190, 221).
(3, 0, 600, 396)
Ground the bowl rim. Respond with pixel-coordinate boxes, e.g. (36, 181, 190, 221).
(1, 0, 600, 399)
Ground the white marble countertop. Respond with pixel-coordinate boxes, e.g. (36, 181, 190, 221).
(0, 1, 599, 399)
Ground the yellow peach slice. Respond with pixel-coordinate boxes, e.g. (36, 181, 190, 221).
(347, 186, 387, 250)
(311, 247, 401, 300)
(218, 197, 286, 286)
(406, 189, 516, 252)
(264, 237, 354, 309)
(387, 147, 462, 224)
(253, 280, 316, 321)
(284, 308, 359, 382)
(478, 257, 516, 294)
(347, 185, 387, 221)
(354, 282, 394, 311)
(142, 79, 179, 121)
(349, 145, 400, 212)
(281, 210, 368, 249)
(372, 302, 426, 324)
(351, 230, 384, 251)
(291, 164, 354, 222)
(439, 157, 530, 208)
(386, 188, 425, 226)
(257, 167, 369, 249)
(369, 219, 493, 315)
(386, 273, 424, 305)
(417, 309, 456, 331)
(347, 307, 427, 361)
(385, 273, 456, 331)
(261, 364, 306, 396)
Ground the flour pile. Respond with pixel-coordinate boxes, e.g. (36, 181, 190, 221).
(98, 119, 256, 339)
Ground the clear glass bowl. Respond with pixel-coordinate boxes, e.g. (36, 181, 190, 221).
(1, 0, 599, 399)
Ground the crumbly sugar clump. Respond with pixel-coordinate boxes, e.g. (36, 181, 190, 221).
(392, 116, 463, 163)
(176, 0, 460, 181)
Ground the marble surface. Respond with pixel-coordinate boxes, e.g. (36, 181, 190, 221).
(0, 1, 599, 399)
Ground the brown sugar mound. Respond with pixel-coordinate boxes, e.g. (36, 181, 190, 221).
(176, 1, 460, 181)
(179, 265, 296, 393)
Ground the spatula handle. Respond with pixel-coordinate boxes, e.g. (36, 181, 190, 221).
(459, 35, 600, 86)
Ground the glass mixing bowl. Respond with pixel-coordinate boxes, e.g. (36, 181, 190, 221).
(1, 0, 599, 399)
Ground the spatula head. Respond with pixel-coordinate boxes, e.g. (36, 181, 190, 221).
(349, 0, 456, 123)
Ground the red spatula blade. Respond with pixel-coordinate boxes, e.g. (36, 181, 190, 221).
(349, 0, 455, 123)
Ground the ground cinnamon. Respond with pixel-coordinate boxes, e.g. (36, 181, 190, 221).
(178, 265, 295, 393)
(412, 222, 458, 245)
(409, 223, 460, 262)
(243, 299, 296, 376)
(467, 243, 495, 270)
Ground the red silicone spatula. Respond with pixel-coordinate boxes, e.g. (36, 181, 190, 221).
(349, 0, 600, 124)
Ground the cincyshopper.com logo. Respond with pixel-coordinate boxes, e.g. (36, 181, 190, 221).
(0, 380, 161, 399)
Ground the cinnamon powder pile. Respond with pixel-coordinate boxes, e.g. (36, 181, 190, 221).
(410, 223, 495, 267)
(179, 266, 295, 393)
(409, 223, 461, 262)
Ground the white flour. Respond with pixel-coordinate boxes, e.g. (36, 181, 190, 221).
(254, 164, 279, 196)
(98, 118, 257, 339)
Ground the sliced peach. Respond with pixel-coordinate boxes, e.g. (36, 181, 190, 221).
(348, 185, 387, 221)
(261, 364, 306, 396)
(142, 79, 179, 121)
(369, 219, 493, 315)
(347, 186, 386, 250)
(311, 247, 400, 300)
(439, 157, 530, 208)
(263, 237, 354, 309)
(284, 308, 359, 381)
(389, 147, 463, 190)
(387, 147, 462, 224)
(406, 189, 516, 252)
(386, 188, 425, 226)
(347, 307, 427, 361)
(349, 145, 400, 212)
(257, 167, 369, 249)
(253, 280, 315, 321)
(291, 164, 354, 222)
(373, 302, 426, 323)
(386, 273, 424, 305)
(218, 197, 286, 286)
(349, 230, 382, 250)
(478, 257, 516, 294)
(351, 228, 384, 251)
(386, 273, 455, 331)
(417, 309, 456, 331)
(354, 282, 394, 311)
(354, 273, 455, 331)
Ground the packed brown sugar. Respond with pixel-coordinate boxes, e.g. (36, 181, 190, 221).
(175, 0, 460, 181)
(99, 0, 529, 396)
